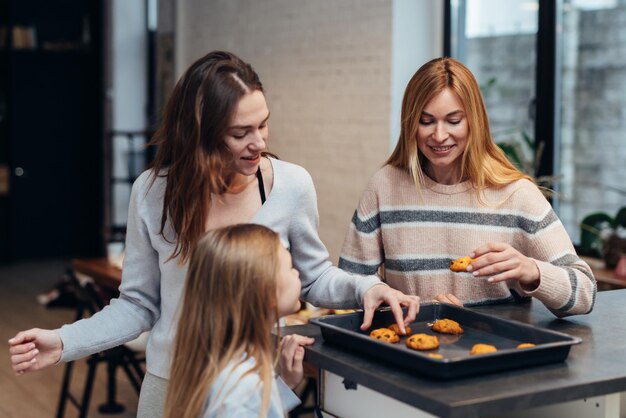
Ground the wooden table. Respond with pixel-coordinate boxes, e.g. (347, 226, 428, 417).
(70, 258, 323, 324)
(64, 258, 145, 415)
(71, 258, 122, 292)
(581, 256, 626, 290)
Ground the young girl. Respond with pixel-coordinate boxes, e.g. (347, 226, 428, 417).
(339, 57, 596, 317)
(164, 223, 309, 418)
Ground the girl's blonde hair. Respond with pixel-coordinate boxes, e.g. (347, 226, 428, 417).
(386, 57, 533, 198)
(164, 224, 282, 418)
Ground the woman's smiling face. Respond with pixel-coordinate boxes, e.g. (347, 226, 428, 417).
(223, 90, 269, 178)
(417, 87, 469, 185)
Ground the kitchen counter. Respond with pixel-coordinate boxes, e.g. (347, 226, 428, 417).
(285, 289, 626, 418)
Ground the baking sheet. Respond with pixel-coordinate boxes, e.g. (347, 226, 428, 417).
(310, 303, 581, 379)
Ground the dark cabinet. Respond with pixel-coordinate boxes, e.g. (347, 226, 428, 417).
(0, 0, 104, 261)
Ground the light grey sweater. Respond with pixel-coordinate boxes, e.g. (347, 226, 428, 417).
(58, 158, 382, 378)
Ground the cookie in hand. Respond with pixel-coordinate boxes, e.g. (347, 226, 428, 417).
(449, 256, 476, 272)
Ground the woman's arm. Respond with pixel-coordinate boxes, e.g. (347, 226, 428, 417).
(470, 185, 596, 317)
(57, 172, 161, 362)
(289, 171, 381, 308)
(288, 170, 418, 328)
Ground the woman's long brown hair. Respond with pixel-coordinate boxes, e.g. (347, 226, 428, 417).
(164, 224, 281, 418)
(386, 57, 533, 201)
(148, 51, 264, 263)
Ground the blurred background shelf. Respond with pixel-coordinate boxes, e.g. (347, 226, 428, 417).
(581, 256, 626, 291)
(0, 0, 104, 261)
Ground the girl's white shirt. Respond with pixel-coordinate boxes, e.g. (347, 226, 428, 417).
(203, 355, 300, 418)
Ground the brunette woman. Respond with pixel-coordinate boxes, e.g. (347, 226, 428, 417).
(9, 51, 419, 417)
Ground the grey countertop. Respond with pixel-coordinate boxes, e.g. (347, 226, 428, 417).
(285, 289, 626, 418)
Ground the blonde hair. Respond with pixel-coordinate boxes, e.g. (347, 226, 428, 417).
(164, 224, 282, 418)
(386, 57, 533, 201)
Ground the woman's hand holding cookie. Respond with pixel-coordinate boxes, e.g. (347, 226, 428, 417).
(468, 242, 540, 290)
(449, 256, 476, 272)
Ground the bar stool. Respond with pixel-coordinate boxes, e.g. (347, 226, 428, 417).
(289, 364, 318, 418)
(56, 268, 146, 418)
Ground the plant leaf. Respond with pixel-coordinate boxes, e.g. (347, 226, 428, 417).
(521, 130, 534, 151)
(614, 207, 626, 229)
(498, 143, 523, 170)
(580, 212, 614, 257)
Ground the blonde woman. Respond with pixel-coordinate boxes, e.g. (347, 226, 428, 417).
(165, 224, 307, 418)
(339, 57, 596, 317)
(9, 51, 419, 417)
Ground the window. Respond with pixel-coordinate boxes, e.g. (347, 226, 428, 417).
(446, 0, 626, 247)
(447, 0, 540, 191)
(557, 0, 626, 243)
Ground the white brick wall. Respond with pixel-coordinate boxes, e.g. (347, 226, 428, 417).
(177, 0, 393, 261)
(175, 0, 443, 262)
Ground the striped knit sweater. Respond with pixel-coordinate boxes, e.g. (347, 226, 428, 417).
(339, 165, 596, 317)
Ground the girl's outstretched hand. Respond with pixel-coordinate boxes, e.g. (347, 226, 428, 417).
(279, 334, 315, 389)
(360, 284, 420, 333)
(8, 328, 62, 375)
(469, 242, 540, 290)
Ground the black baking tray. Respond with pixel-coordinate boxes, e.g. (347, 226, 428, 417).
(310, 303, 581, 379)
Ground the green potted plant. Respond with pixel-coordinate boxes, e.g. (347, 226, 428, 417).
(496, 129, 560, 191)
(580, 207, 626, 268)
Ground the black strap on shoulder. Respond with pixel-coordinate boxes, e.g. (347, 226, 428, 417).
(256, 167, 266, 204)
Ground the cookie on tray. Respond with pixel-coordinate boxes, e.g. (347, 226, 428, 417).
(406, 333, 440, 351)
(431, 318, 464, 335)
(369, 327, 400, 344)
(388, 323, 412, 336)
(469, 343, 497, 355)
(517, 342, 536, 349)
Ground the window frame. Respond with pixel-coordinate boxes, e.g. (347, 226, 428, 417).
(444, 0, 563, 206)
